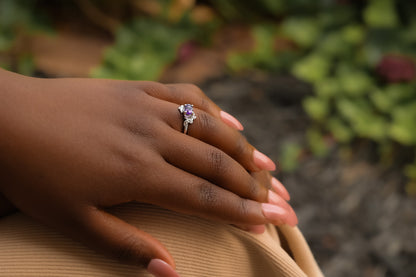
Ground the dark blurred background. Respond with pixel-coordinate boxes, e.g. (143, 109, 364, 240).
(1, 0, 415, 276)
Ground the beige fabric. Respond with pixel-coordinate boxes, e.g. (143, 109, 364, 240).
(0, 203, 323, 277)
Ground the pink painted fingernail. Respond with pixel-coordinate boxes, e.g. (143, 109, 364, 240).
(271, 177, 290, 201)
(261, 203, 298, 227)
(253, 150, 276, 171)
(220, 111, 244, 131)
(268, 190, 288, 207)
(261, 203, 286, 225)
(286, 208, 298, 227)
(147, 259, 180, 277)
(268, 190, 297, 226)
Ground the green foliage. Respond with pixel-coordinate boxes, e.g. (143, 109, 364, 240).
(281, 17, 322, 48)
(225, 0, 416, 189)
(227, 24, 281, 72)
(92, 19, 195, 80)
(279, 142, 302, 172)
(307, 128, 329, 157)
(364, 0, 399, 28)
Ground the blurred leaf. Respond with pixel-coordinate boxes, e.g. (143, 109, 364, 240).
(341, 24, 365, 45)
(318, 32, 350, 58)
(93, 19, 194, 80)
(315, 78, 340, 99)
(389, 102, 416, 145)
(405, 162, 416, 180)
(337, 65, 374, 96)
(279, 142, 302, 172)
(307, 128, 329, 157)
(363, 0, 399, 28)
(370, 88, 393, 113)
(292, 54, 330, 83)
(303, 96, 329, 121)
(281, 17, 321, 48)
(328, 117, 353, 143)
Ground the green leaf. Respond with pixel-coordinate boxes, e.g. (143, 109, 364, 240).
(307, 128, 329, 157)
(363, 0, 399, 28)
(292, 54, 330, 83)
(281, 17, 321, 48)
(404, 162, 416, 180)
(328, 117, 353, 143)
(279, 142, 302, 172)
(318, 32, 350, 58)
(303, 96, 329, 121)
(370, 88, 392, 112)
(315, 78, 340, 99)
(341, 24, 365, 45)
(389, 102, 416, 145)
(93, 19, 193, 80)
(337, 66, 374, 96)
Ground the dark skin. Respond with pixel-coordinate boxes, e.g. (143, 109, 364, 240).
(0, 69, 296, 275)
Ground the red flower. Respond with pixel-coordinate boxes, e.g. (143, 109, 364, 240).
(376, 54, 416, 83)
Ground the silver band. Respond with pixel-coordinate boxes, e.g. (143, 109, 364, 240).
(178, 104, 196, 134)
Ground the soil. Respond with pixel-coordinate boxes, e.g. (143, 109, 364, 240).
(201, 73, 416, 277)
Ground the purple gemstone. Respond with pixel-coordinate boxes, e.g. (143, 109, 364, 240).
(184, 104, 192, 110)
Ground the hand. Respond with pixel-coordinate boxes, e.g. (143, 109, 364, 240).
(0, 70, 296, 276)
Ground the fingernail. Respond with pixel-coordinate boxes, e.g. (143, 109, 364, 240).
(261, 203, 297, 227)
(246, 224, 266, 234)
(286, 208, 298, 227)
(264, 194, 298, 227)
(261, 203, 286, 225)
(147, 259, 180, 277)
(220, 111, 244, 131)
(253, 150, 276, 171)
(268, 190, 288, 207)
(271, 177, 290, 201)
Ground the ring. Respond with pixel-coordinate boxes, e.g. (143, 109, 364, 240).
(178, 104, 197, 134)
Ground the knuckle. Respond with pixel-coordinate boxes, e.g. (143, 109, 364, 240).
(124, 119, 157, 141)
(238, 199, 250, 218)
(233, 135, 249, 160)
(196, 182, 219, 208)
(142, 81, 169, 97)
(247, 178, 261, 200)
(198, 112, 216, 131)
(184, 83, 204, 96)
(199, 96, 210, 112)
(208, 149, 227, 177)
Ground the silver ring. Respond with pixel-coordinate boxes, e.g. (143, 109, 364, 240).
(178, 104, 197, 134)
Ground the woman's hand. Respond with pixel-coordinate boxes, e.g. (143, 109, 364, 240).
(0, 69, 296, 276)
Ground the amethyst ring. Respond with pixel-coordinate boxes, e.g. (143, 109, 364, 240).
(178, 104, 197, 134)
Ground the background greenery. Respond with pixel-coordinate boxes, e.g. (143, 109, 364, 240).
(1, 0, 415, 194)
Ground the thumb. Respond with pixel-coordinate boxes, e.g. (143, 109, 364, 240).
(79, 208, 179, 277)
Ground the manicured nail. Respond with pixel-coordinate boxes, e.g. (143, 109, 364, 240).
(268, 190, 287, 207)
(253, 150, 276, 171)
(147, 259, 180, 277)
(267, 191, 298, 227)
(261, 203, 298, 227)
(271, 177, 290, 201)
(220, 111, 244, 131)
(261, 203, 286, 225)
